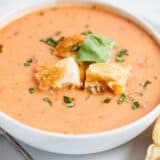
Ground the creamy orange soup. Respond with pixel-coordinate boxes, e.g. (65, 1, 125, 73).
(0, 6, 160, 134)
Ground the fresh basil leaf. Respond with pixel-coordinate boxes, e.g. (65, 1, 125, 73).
(77, 34, 115, 63)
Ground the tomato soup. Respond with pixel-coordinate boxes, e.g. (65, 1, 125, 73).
(0, 5, 160, 134)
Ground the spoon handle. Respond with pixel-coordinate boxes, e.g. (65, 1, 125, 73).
(0, 127, 34, 160)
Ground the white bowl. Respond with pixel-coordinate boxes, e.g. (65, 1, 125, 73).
(0, 0, 160, 155)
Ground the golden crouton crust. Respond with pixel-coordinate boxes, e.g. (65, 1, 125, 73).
(55, 35, 84, 58)
(35, 64, 65, 90)
(85, 63, 131, 94)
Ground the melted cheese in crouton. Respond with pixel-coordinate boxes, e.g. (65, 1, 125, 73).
(55, 35, 84, 58)
(85, 63, 131, 94)
(35, 57, 81, 90)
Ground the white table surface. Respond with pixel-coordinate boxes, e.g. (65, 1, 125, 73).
(0, 0, 160, 160)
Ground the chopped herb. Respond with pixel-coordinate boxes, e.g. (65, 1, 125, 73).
(118, 93, 127, 104)
(143, 80, 151, 88)
(63, 96, 74, 108)
(71, 43, 81, 52)
(132, 101, 140, 110)
(77, 34, 115, 63)
(0, 44, 3, 53)
(102, 98, 112, 104)
(24, 58, 32, 67)
(55, 31, 61, 36)
(81, 30, 92, 36)
(28, 88, 35, 94)
(43, 97, 52, 106)
(115, 49, 128, 62)
(40, 37, 58, 47)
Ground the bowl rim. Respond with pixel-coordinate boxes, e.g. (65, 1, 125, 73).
(0, 0, 160, 139)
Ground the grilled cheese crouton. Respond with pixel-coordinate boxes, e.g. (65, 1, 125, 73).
(85, 63, 131, 94)
(55, 35, 84, 58)
(153, 116, 160, 146)
(35, 57, 81, 90)
(145, 116, 160, 160)
(145, 144, 160, 160)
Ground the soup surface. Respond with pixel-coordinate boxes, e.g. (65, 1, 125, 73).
(0, 5, 160, 134)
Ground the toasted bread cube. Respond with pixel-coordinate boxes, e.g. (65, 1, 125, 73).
(35, 57, 81, 90)
(153, 117, 160, 146)
(55, 35, 84, 58)
(145, 144, 160, 160)
(85, 63, 131, 94)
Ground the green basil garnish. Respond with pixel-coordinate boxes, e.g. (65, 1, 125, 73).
(40, 38, 58, 47)
(118, 93, 127, 104)
(132, 101, 140, 110)
(77, 34, 115, 63)
(40, 36, 64, 48)
(63, 96, 74, 108)
(115, 49, 128, 62)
